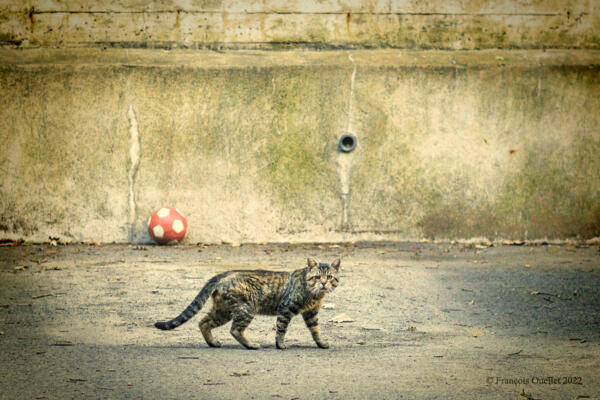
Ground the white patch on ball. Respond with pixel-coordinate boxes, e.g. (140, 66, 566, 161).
(172, 219, 184, 233)
(152, 225, 165, 238)
(157, 208, 170, 218)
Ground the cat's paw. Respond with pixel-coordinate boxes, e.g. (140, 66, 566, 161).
(207, 340, 222, 348)
(317, 341, 330, 349)
(244, 342, 261, 350)
(276, 341, 287, 350)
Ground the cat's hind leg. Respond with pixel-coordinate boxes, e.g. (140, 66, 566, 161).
(230, 307, 260, 350)
(199, 309, 230, 348)
(199, 293, 231, 348)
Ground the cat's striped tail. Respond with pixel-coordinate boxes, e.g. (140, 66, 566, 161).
(154, 276, 219, 330)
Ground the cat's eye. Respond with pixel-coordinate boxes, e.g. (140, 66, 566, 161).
(327, 275, 333, 279)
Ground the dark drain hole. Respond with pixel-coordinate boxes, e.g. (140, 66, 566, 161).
(339, 134, 357, 153)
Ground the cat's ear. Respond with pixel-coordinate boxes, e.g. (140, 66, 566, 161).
(331, 257, 341, 271)
(307, 258, 317, 269)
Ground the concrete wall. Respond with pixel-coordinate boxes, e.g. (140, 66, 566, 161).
(1, 1, 599, 50)
(1, 1, 599, 243)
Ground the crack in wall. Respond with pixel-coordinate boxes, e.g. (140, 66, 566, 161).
(337, 53, 357, 232)
(346, 53, 357, 134)
(126, 104, 141, 243)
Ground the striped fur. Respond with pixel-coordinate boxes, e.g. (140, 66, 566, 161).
(154, 258, 341, 350)
(154, 275, 220, 331)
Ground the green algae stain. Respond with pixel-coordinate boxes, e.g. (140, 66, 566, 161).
(419, 136, 600, 240)
(262, 70, 341, 205)
(265, 133, 326, 203)
(498, 137, 600, 239)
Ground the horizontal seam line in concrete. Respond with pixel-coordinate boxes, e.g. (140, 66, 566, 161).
(2, 49, 599, 69)
(6, 10, 570, 17)
(4, 43, 599, 53)
(32, 41, 600, 47)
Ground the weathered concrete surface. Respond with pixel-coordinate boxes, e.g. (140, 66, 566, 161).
(1, 48, 599, 243)
(0, 242, 599, 399)
(0, 0, 599, 50)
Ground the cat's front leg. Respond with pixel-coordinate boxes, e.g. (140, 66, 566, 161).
(302, 309, 329, 349)
(275, 309, 293, 350)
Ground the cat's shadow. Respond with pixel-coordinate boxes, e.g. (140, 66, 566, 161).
(157, 343, 331, 351)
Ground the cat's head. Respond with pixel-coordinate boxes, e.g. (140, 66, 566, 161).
(305, 257, 341, 295)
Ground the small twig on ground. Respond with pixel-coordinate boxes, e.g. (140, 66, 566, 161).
(51, 341, 74, 346)
(31, 292, 65, 299)
(529, 290, 571, 300)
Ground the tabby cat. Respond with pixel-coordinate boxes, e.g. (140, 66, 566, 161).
(155, 257, 341, 350)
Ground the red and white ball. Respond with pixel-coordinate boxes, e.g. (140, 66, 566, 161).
(148, 207, 187, 244)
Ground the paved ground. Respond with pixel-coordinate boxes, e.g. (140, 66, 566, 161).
(0, 241, 599, 399)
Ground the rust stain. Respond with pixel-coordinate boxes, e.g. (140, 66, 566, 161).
(27, 6, 35, 31)
(346, 12, 351, 37)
